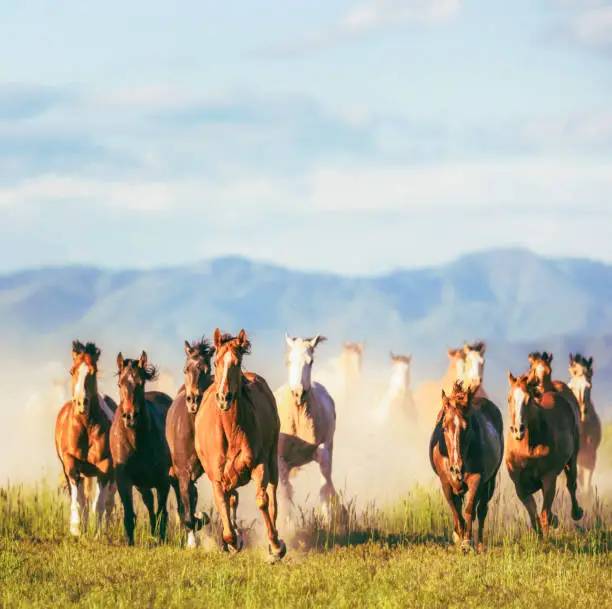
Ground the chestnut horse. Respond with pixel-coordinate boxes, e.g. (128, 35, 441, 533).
(568, 353, 602, 496)
(194, 329, 286, 562)
(274, 334, 341, 524)
(506, 372, 583, 536)
(430, 381, 503, 552)
(166, 338, 215, 548)
(55, 340, 118, 536)
(110, 351, 173, 546)
(415, 347, 466, 428)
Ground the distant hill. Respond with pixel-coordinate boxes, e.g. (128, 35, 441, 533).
(0, 247, 611, 414)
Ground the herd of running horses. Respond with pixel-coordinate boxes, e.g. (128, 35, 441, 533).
(54, 331, 603, 561)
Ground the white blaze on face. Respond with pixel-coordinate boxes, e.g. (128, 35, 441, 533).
(513, 387, 526, 430)
(570, 375, 587, 404)
(465, 352, 484, 385)
(220, 351, 232, 393)
(74, 362, 89, 400)
(288, 341, 313, 392)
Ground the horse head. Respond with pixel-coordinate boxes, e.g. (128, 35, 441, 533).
(183, 337, 215, 414)
(70, 340, 101, 416)
(213, 328, 251, 412)
(569, 353, 594, 423)
(285, 333, 327, 405)
(117, 350, 158, 429)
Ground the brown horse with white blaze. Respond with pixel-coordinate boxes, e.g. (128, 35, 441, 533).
(110, 351, 173, 546)
(166, 338, 215, 548)
(506, 371, 583, 536)
(568, 353, 602, 495)
(430, 381, 504, 552)
(55, 340, 118, 536)
(194, 329, 286, 562)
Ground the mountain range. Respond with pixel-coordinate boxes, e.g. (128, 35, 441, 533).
(1, 247, 611, 415)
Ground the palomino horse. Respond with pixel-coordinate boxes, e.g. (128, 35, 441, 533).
(526, 351, 581, 430)
(55, 341, 118, 536)
(415, 347, 466, 427)
(463, 341, 489, 399)
(274, 334, 341, 524)
(429, 381, 503, 552)
(372, 352, 417, 426)
(166, 338, 215, 548)
(110, 351, 173, 546)
(506, 372, 583, 536)
(568, 353, 602, 496)
(194, 329, 286, 562)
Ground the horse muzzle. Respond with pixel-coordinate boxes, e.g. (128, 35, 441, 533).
(185, 392, 201, 414)
(216, 392, 233, 412)
(72, 396, 89, 415)
(510, 425, 525, 441)
(122, 411, 138, 429)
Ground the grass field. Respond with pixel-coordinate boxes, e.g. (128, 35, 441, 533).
(2, 424, 611, 608)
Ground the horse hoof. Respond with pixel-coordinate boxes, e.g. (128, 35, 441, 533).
(70, 524, 80, 537)
(222, 532, 244, 554)
(476, 543, 485, 554)
(461, 540, 474, 553)
(452, 532, 461, 546)
(572, 506, 584, 521)
(194, 511, 210, 529)
(267, 540, 287, 564)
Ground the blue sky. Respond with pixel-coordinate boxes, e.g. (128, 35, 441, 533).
(1, 0, 612, 274)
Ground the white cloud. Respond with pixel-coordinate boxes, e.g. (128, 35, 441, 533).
(252, 0, 460, 57)
(570, 5, 612, 47)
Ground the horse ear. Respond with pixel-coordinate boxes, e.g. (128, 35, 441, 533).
(139, 351, 148, 369)
(117, 352, 125, 371)
(285, 333, 293, 349)
(310, 334, 326, 349)
(357, 341, 365, 352)
(238, 329, 247, 345)
(508, 370, 516, 385)
(546, 352, 553, 364)
(214, 328, 222, 349)
(441, 389, 450, 410)
(184, 340, 192, 357)
(480, 342, 487, 355)
(569, 353, 574, 365)
(528, 353, 535, 365)
(447, 347, 454, 358)
(588, 356, 594, 368)
(463, 342, 469, 354)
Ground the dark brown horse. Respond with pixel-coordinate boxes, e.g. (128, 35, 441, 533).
(55, 340, 118, 536)
(110, 351, 173, 546)
(166, 338, 215, 548)
(506, 372, 583, 536)
(568, 353, 603, 496)
(430, 381, 503, 552)
(194, 329, 286, 562)
(527, 351, 581, 429)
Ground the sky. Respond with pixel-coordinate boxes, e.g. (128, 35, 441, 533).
(1, 0, 612, 275)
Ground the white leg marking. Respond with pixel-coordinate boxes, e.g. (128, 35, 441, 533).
(70, 481, 81, 536)
(187, 530, 198, 549)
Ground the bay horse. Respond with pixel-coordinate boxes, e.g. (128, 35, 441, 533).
(274, 334, 341, 524)
(194, 329, 286, 562)
(372, 352, 417, 426)
(505, 372, 583, 537)
(166, 338, 215, 548)
(55, 340, 118, 537)
(110, 351, 173, 546)
(429, 381, 503, 552)
(526, 351, 581, 432)
(568, 353, 602, 496)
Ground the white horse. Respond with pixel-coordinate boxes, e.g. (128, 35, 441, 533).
(372, 352, 417, 426)
(463, 341, 489, 399)
(274, 334, 341, 523)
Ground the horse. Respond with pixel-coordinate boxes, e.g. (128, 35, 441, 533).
(110, 351, 173, 546)
(55, 340, 118, 537)
(568, 353, 602, 496)
(194, 329, 286, 562)
(526, 351, 581, 430)
(166, 338, 215, 548)
(274, 334, 341, 524)
(429, 381, 503, 552)
(505, 371, 583, 536)
(415, 346, 466, 428)
(463, 341, 489, 399)
(372, 352, 417, 427)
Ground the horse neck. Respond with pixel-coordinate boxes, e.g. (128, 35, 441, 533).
(540, 374, 555, 393)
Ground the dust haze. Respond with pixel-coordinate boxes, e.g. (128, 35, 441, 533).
(0, 338, 609, 541)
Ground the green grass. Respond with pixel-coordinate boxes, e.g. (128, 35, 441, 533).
(2, 426, 612, 609)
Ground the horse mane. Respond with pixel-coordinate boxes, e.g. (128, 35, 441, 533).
(529, 350, 553, 365)
(392, 354, 412, 364)
(72, 340, 101, 359)
(188, 336, 215, 358)
(218, 332, 252, 357)
(116, 358, 159, 382)
(571, 353, 593, 369)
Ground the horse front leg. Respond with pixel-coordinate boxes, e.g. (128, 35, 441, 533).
(315, 442, 341, 523)
(441, 482, 464, 544)
(251, 462, 286, 563)
(461, 475, 481, 552)
(539, 472, 558, 536)
(116, 469, 135, 545)
(212, 480, 238, 552)
(156, 482, 170, 543)
(564, 453, 584, 522)
(91, 477, 108, 537)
